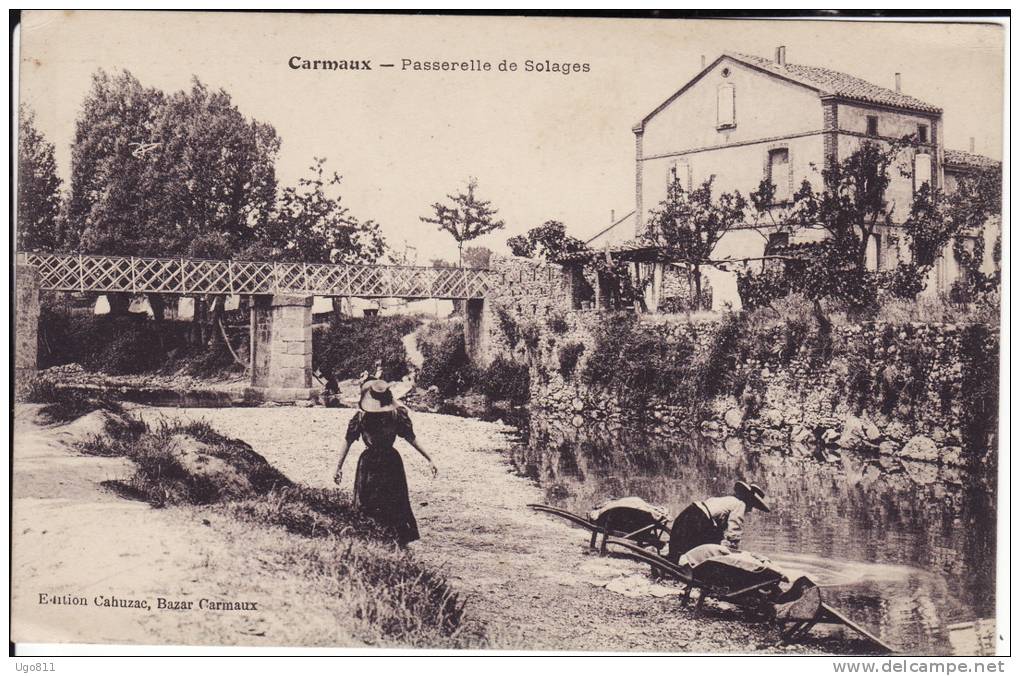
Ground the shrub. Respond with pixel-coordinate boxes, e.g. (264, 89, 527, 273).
(557, 342, 585, 378)
(479, 357, 530, 405)
(39, 308, 196, 374)
(417, 319, 476, 397)
(582, 313, 696, 410)
(314, 315, 422, 382)
(780, 316, 812, 363)
(958, 323, 999, 459)
(22, 379, 128, 422)
(546, 312, 570, 335)
(495, 307, 519, 346)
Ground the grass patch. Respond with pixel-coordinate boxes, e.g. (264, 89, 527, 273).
(21, 378, 128, 423)
(74, 412, 475, 645)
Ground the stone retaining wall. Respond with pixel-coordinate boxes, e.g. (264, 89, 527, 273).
(480, 262, 998, 469)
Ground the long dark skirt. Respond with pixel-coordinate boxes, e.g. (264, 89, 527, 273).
(354, 445, 420, 546)
(667, 503, 723, 563)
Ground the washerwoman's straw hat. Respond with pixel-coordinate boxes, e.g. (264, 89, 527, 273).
(359, 379, 398, 413)
(734, 480, 771, 513)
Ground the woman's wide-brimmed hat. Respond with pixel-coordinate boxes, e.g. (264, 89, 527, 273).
(359, 379, 398, 413)
(734, 480, 770, 512)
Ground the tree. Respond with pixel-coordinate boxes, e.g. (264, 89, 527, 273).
(67, 70, 280, 257)
(420, 177, 504, 266)
(17, 105, 63, 252)
(647, 175, 747, 302)
(507, 220, 587, 260)
(789, 141, 901, 279)
(948, 164, 1003, 296)
(250, 157, 387, 322)
(461, 245, 493, 269)
(250, 157, 386, 265)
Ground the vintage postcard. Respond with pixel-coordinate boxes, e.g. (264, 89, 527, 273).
(11, 11, 1006, 658)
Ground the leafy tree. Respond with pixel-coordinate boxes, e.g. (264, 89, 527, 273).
(744, 140, 907, 311)
(647, 175, 747, 301)
(67, 70, 280, 257)
(461, 246, 493, 269)
(949, 164, 1003, 295)
(506, 220, 587, 260)
(17, 105, 63, 252)
(250, 157, 386, 265)
(421, 177, 504, 266)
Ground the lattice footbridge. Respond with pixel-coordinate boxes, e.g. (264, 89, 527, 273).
(19, 252, 493, 299)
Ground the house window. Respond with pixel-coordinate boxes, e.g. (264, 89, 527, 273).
(914, 153, 932, 193)
(670, 158, 692, 192)
(866, 233, 882, 271)
(717, 83, 736, 129)
(767, 148, 791, 202)
(918, 124, 929, 144)
(866, 115, 879, 136)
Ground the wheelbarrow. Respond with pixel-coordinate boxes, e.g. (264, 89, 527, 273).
(606, 537, 896, 653)
(529, 497, 671, 553)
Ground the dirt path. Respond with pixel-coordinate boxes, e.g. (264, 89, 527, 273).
(133, 405, 825, 653)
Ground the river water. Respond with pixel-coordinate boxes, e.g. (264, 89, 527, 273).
(509, 418, 997, 655)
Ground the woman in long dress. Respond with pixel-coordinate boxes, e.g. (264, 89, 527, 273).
(333, 379, 437, 546)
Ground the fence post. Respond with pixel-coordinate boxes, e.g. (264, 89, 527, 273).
(180, 258, 186, 294)
(130, 256, 138, 293)
(78, 254, 85, 293)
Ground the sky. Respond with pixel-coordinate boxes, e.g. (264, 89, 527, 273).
(18, 12, 1005, 266)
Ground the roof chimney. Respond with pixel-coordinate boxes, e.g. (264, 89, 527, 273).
(775, 46, 786, 65)
(611, 209, 616, 224)
(894, 72, 902, 93)
(969, 137, 976, 153)
(701, 54, 706, 69)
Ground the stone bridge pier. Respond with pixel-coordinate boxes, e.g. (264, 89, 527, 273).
(463, 298, 493, 369)
(15, 264, 40, 396)
(245, 294, 317, 403)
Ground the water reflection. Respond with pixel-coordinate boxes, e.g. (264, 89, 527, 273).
(510, 417, 996, 655)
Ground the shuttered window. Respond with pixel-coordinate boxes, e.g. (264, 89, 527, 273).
(717, 84, 736, 128)
(768, 148, 791, 202)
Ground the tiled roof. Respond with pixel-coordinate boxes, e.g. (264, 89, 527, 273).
(944, 148, 1001, 170)
(726, 51, 942, 115)
(554, 236, 667, 263)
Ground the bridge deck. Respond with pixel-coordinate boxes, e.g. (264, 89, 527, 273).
(19, 252, 492, 300)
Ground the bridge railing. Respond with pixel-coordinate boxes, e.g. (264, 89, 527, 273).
(18, 252, 493, 300)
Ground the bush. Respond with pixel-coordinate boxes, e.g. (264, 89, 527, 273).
(479, 357, 530, 405)
(39, 309, 192, 374)
(582, 313, 696, 410)
(546, 312, 569, 335)
(38, 307, 222, 375)
(314, 315, 422, 382)
(958, 323, 998, 458)
(417, 319, 476, 397)
(557, 342, 585, 378)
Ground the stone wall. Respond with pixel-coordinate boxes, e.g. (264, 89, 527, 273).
(15, 265, 41, 396)
(481, 270, 998, 469)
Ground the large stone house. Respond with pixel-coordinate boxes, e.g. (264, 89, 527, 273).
(588, 48, 1001, 311)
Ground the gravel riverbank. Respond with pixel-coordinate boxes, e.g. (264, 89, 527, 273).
(133, 405, 851, 653)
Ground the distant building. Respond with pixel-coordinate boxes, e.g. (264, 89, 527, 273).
(592, 48, 1000, 311)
